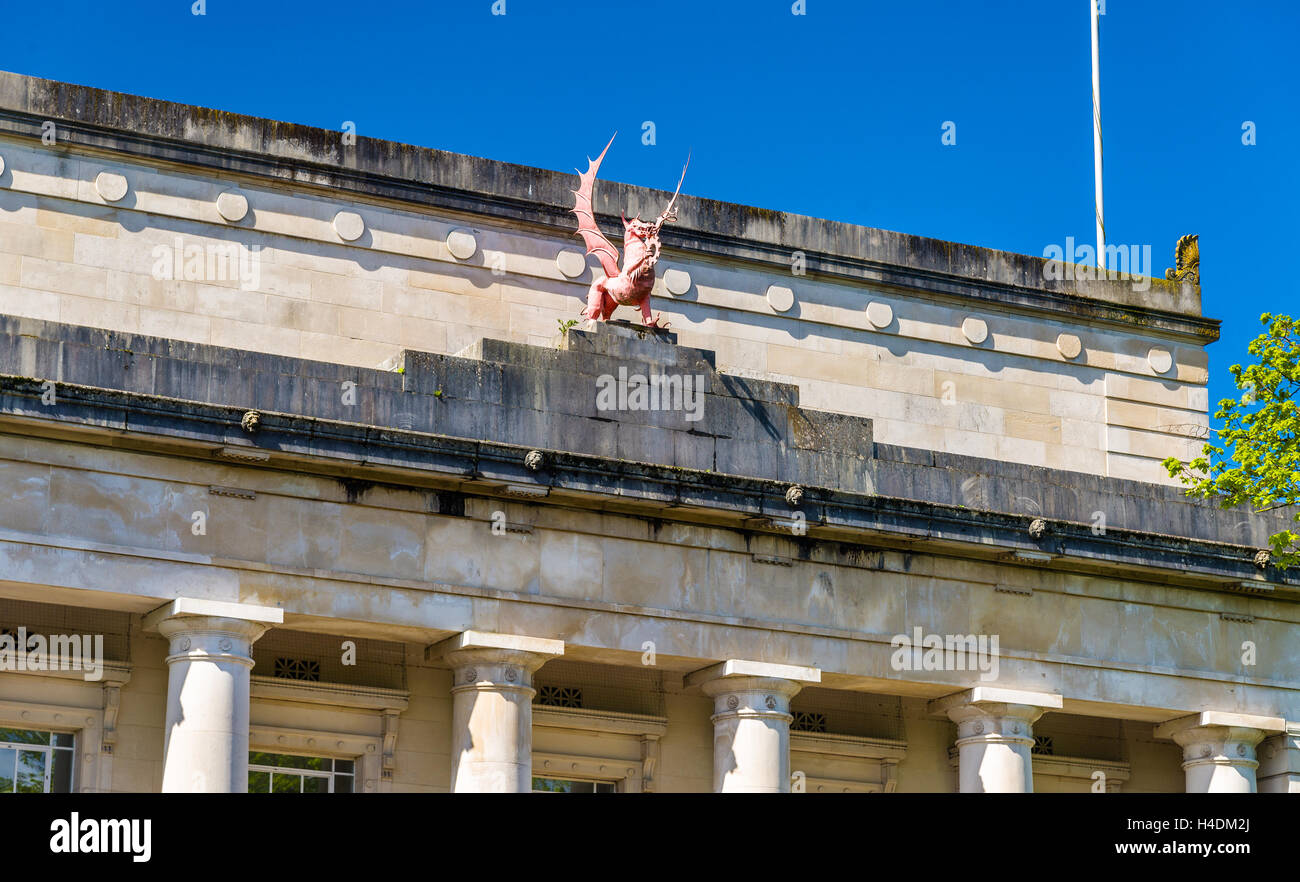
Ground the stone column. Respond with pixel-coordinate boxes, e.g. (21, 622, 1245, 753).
(1154, 712, 1285, 793)
(1257, 725, 1300, 794)
(428, 630, 563, 793)
(929, 687, 1063, 793)
(143, 598, 283, 793)
(686, 660, 821, 793)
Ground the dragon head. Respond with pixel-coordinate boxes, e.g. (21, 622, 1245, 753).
(620, 153, 692, 243)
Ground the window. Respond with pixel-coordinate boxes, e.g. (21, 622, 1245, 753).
(248, 752, 354, 793)
(0, 729, 74, 793)
(532, 777, 616, 793)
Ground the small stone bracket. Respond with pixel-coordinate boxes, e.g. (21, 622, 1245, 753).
(209, 485, 256, 500)
(994, 583, 1033, 597)
(382, 710, 400, 777)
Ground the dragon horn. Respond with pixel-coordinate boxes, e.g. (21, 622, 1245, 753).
(659, 151, 691, 223)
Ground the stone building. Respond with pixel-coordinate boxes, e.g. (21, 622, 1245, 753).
(0, 70, 1294, 794)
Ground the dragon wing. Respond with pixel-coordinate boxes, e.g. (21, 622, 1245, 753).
(571, 133, 621, 279)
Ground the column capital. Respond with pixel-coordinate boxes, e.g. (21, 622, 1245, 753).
(927, 687, 1063, 721)
(427, 630, 563, 668)
(143, 598, 283, 635)
(1153, 711, 1286, 742)
(684, 659, 821, 690)
(1154, 712, 1285, 793)
(1154, 714, 1283, 770)
(144, 598, 283, 665)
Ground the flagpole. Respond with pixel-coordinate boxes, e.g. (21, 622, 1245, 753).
(1091, 0, 1105, 269)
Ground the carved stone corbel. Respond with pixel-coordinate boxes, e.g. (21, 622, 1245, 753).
(881, 758, 899, 793)
(381, 709, 400, 778)
(102, 684, 122, 753)
(640, 734, 662, 793)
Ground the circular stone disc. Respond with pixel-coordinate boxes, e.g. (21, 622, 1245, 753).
(664, 268, 692, 296)
(1056, 333, 1082, 359)
(766, 284, 795, 312)
(333, 211, 365, 242)
(95, 171, 128, 203)
(1148, 347, 1173, 374)
(447, 229, 478, 260)
(866, 301, 893, 329)
(556, 249, 587, 278)
(961, 317, 988, 344)
(216, 191, 249, 223)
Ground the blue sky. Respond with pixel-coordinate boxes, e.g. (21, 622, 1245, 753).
(5, 0, 1296, 422)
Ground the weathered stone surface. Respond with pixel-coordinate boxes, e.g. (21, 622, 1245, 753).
(0, 312, 1293, 553)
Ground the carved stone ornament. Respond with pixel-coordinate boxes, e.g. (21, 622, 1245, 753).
(726, 695, 740, 710)
(1028, 518, 1048, 539)
(464, 668, 477, 684)
(785, 485, 805, 508)
(241, 410, 262, 434)
(765, 696, 777, 710)
(1254, 549, 1272, 570)
(524, 449, 545, 471)
(1164, 234, 1199, 285)
(571, 134, 690, 329)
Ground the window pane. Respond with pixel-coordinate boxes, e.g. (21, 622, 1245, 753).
(334, 773, 353, 794)
(302, 775, 329, 794)
(533, 777, 605, 793)
(0, 729, 48, 746)
(51, 732, 74, 748)
(271, 773, 301, 793)
(248, 771, 270, 793)
(0, 747, 15, 792)
(15, 750, 46, 793)
(50, 748, 73, 793)
(262, 753, 327, 772)
(334, 759, 354, 774)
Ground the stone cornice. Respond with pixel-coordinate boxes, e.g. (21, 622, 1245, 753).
(0, 374, 1293, 599)
(0, 69, 1217, 342)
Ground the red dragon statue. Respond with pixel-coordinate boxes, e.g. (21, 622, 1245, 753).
(570, 133, 689, 329)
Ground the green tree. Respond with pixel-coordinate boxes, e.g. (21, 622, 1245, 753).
(1164, 313, 1300, 567)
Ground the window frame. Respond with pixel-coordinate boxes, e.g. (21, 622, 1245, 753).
(0, 728, 76, 793)
(247, 751, 357, 794)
